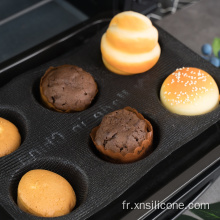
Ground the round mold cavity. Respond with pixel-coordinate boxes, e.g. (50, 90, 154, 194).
(88, 112, 159, 164)
(32, 76, 100, 113)
(32, 77, 42, 108)
(0, 108, 27, 152)
(157, 74, 168, 102)
(141, 113, 160, 153)
(9, 157, 88, 215)
(156, 75, 176, 116)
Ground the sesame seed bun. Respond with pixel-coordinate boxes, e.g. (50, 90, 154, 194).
(160, 67, 219, 115)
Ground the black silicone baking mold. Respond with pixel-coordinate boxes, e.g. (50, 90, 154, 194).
(0, 22, 220, 220)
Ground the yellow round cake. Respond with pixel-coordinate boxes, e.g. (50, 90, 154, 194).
(0, 117, 21, 157)
(17, 169, 76, 217)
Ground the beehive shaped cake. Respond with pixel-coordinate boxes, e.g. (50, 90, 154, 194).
(101, 11, 161, 75)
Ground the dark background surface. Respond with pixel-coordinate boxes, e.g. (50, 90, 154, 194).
(0, 0, 219, 219)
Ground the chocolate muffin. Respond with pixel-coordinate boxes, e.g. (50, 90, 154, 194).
(40, 65, 98, 112)
(90, 107, 153, 163)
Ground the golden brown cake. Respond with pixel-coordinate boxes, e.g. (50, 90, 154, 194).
(0, 117, 21, 157)
(17, 169, 76, 217)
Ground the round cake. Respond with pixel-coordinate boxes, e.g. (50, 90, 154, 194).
(90, 107, 153, 163)
(0, 117, 21, 157)
(160, 67, 219, 115)
(17, 169, 76, 217)
(101, 11, 161, 75)
(40, 65, 98, 112)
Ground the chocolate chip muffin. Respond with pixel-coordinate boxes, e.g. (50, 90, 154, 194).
(90, 107, 153, 163)
(40, 65, 98, 112)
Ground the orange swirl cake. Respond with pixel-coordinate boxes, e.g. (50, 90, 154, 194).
(101, 11, 161, 75)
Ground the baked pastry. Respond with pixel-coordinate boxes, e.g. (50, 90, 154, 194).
(0, 117, 21, 157)
(17, 169, 76, 217)
(160, 67, 219, 115)
(90, 107, 153, 163)
(40, 65, 98, 112)
(101, 11, 161, 75)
